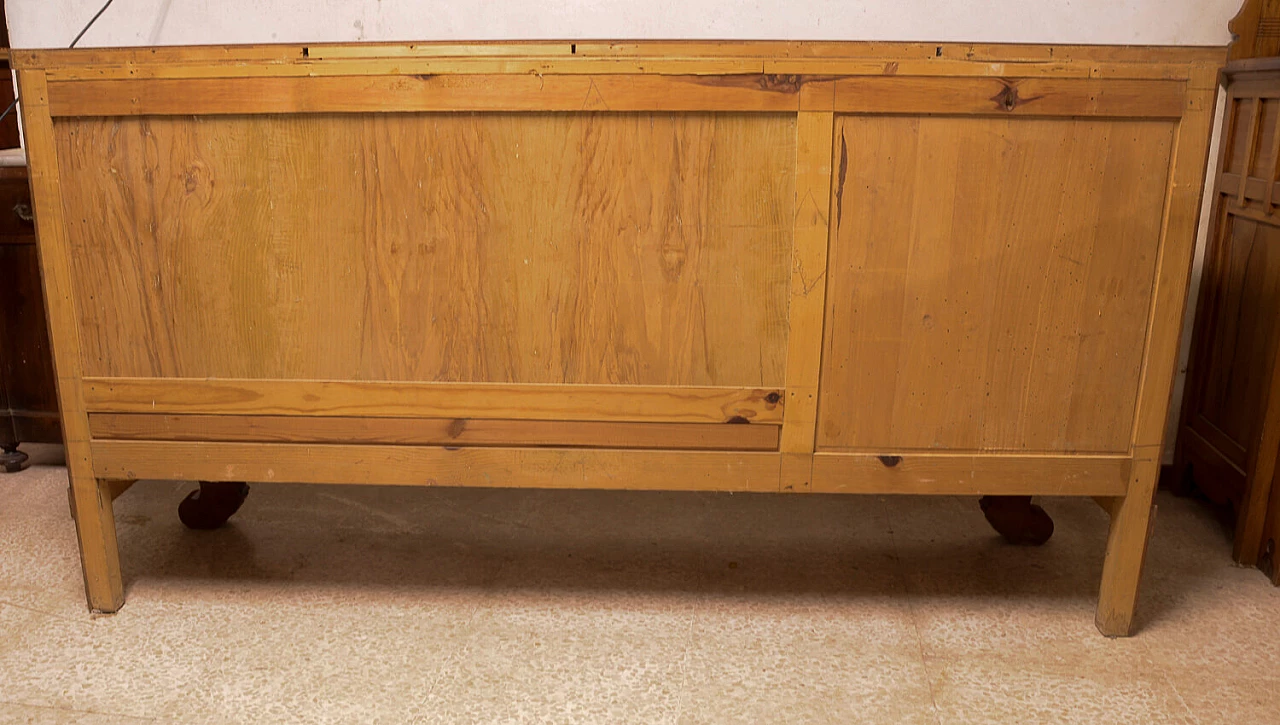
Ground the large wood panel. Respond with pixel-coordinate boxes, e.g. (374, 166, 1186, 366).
(54, 112, 793, 387)
(818, 115, 1176, 454)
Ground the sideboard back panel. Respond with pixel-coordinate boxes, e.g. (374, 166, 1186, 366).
(818, 115, 1177, 453)
(55, 112, 795, 387)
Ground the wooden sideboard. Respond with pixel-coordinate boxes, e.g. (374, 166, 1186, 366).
(12, 41, 1222, 634)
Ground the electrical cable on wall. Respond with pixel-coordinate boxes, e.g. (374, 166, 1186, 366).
(69, 0, 119, 48)
(0, 0, 120, 124)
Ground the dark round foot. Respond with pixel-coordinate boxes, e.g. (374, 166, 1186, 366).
(1, 446, 30, 473)
(979, 495, 1054, 546)
(178, 481, 250, 530)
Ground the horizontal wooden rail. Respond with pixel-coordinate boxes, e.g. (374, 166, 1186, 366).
(45, 74, 1187, 118)
(81, 378, 784, 424)
(87, 413, 781, 451)
(34, 58, 1206, 83)
(88, 439, 1131, 497)
(90, 441, 784, 491)
(47, 75, 808, 115)
(810, 452, 1131, 496)
(832, 77, 1187, 117)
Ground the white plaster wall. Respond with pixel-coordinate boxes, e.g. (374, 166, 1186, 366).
(6, 1, 1240, 49)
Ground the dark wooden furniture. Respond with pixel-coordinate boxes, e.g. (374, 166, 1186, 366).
(0, 23, 60, 471)
(0, 164, 60, 472)
(1173, 0, 1280, 578)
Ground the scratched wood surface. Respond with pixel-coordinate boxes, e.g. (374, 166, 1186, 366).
(54, 112, 793, 386)
(817, 115, 1176, 453)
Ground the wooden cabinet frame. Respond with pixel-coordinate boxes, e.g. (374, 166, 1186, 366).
(12, 41, 1222, 635)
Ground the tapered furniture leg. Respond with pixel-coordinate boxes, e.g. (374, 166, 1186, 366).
(178, 481, 250, 530)
(1, 445, 29, 473)
(979, 495, 1055, 545)
(70, 477, 124, 613)
(1096, 460, 1160, 637)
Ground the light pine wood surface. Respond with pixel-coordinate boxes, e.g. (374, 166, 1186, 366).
(16, 41, 1224, 634)
(56, 113, 793, 387)
(818, 115, 1175, 454)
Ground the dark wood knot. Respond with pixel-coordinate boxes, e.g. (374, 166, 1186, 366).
(877, 455, 903, 468)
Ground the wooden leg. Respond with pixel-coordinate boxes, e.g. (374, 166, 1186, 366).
(69, 476, 124, 613)
(979, 495, 1055, 545)
(1, 444, 30, 473)
(178, 481, 250, 530)
(1096, 459, 1159, 637)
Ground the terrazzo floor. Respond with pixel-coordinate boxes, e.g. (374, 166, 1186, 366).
(1, 443, 1278, 724)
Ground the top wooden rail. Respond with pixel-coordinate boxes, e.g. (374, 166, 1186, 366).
(9, 41, 1225, 82)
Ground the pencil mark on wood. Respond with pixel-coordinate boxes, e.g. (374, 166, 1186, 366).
(836, 134, 848, 229)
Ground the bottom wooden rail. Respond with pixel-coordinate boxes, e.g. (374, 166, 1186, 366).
(810, 452, 1131, 497)
(90, 440, 1131, 497)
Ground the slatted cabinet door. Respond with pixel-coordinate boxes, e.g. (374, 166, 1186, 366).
(1177, 62, 1280, 568)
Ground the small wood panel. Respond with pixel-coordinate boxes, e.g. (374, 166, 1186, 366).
(87, 413, 780, 451)
(55, 112, 793, 387)
(810, 452, 1130, 496)
(89, 440, 783, 492)
(81, 379, 784, 424)
(818, 115, 1176, 453)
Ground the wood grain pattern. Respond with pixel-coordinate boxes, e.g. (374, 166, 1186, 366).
(81, 379, 784, 424)
(46, 76, 1188, 118)
(1100, 69, 1219, 637)
(56, 113, 793, 388)
(47, 75, 812, 116)
(1129, 76, 1220, 454)
(88, 413, 781, 451)
(35, 58, 1205, 84)
(89, 440, 783, 492)
(818, 115, 1176, 454)
(830, 77, 1186, 118)
(810, 452, 1130, 496)
(15, 41, 1223, 71)
(778, 109, 835, 492)
(16, 70, 123, 612)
